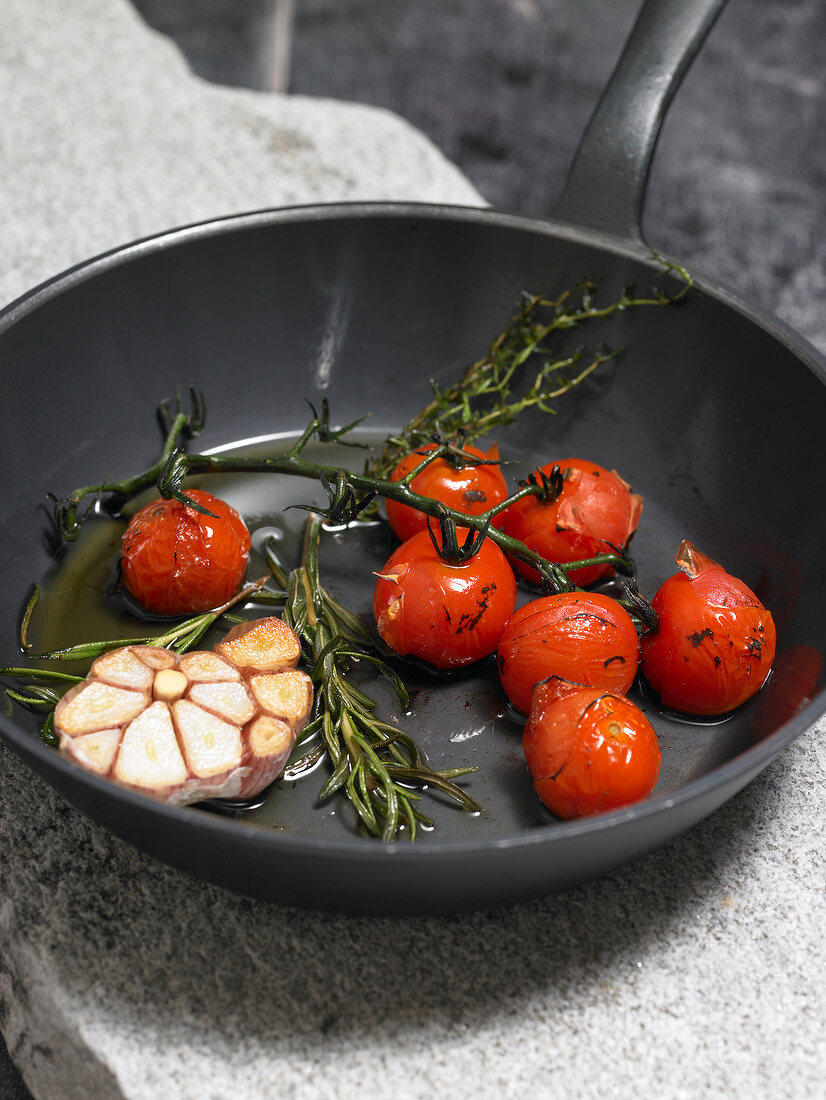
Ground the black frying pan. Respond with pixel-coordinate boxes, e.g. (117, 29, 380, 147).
(1, 0, 824, 915)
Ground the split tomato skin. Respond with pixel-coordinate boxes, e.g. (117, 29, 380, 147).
(121, 489, 251, 616)
(373, 528, 517, 669)
(640, 541, 777, 715)
(523, 679, 661, 820)
(384, 443, 509, 544)
(497, 591, 640, 714)
(501, 457, 642, 586)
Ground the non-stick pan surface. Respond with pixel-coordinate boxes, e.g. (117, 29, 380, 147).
(1, 1, 824, 914)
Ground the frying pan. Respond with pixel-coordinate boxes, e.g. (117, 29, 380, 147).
(1, 0, 824, 916)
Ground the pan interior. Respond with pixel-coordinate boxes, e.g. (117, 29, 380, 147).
(2, 208, 824, 851)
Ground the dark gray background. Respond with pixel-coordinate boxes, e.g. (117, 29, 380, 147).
(129, 0, 826, 352)
(2, 1, 823, 1095)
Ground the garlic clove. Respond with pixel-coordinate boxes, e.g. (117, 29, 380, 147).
(249, 670, 313, 724)
(114, 701, 188, 789)
(56, 680, 149, 737)
(214, 616, 301, 673)
(247, 714, 294, 758)
(61, 728, 122, 775)
(237, 715, 296, 799)
(188, 679, 257, 725)
(91, 648, 155, 691)
(152, 668, 189, 702)
(172, 698, 243, 778)
(135, 646, 179, 671)
(178, 650, 242, 683)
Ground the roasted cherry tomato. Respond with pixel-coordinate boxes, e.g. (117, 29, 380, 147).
(373, 527, 517, 669)
(640, 540, 777, 715)
(121, 489, 251, 616)
(497, 592, 640, 714)
(522, 677, 661, 819)
(501, 457, 642, 586)
(384, 442, 509, 544)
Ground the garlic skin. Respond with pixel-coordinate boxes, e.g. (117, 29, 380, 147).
(54, 619, 313, 806)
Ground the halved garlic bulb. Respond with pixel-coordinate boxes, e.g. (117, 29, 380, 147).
(54, 618, 313, 806)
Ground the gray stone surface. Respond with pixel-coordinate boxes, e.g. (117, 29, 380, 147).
(0, 0, 480, 311)
(2, 1, 826, 1098)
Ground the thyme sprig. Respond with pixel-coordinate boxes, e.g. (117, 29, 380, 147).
(368, 260, 692, 479)
(266, 519, 480, 839)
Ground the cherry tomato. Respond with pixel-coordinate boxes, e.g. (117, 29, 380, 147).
(121, 489, 251, 615)
(640, 540, 777, 715)
(501, 457, 642, 586)
(384, 443, 509, 543)
(497, 592, 640, 714)
(373, 528, 517, 669)
(522, 678, 661, 819)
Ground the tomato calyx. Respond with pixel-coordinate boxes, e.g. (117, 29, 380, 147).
(426, 509, 493, 564)
(614, 574, 659, 632)
(518, 463, 565, 504)
(429, 431, 504, 472)
(308, 473, 378, 526)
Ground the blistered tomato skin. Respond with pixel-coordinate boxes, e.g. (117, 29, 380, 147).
(384, 443, 509, 544)
(497, 592, 640, 714)
(373, 528, 517, 669)
(522, 679, 661, 819)
(640, 541, 777, 716)
(501, 457, 642, 586)
(121, 489, 251, 615)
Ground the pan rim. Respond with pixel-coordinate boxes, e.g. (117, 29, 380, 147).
(3, 199, 823, 382)
(1, 199, 824, 864)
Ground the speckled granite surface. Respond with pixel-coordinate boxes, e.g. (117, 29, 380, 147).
(1, 1, 825, 1098)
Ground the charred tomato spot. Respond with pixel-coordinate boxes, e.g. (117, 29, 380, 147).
(462, 489, 487, 505)
(688, 627, 714, 647)
(456, 598, 490, 634)
(603, 655, 626, 668)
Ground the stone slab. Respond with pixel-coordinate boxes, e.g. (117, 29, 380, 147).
(1, 2, 825, 1098)
(0, 0, 481, 312)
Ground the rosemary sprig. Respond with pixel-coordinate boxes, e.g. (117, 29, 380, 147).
(266, 520, 480, 840)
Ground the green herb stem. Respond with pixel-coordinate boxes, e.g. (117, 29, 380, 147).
(272, 516, 481, 840)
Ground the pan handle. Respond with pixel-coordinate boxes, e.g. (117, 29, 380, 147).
(553, 0, 727, 245)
